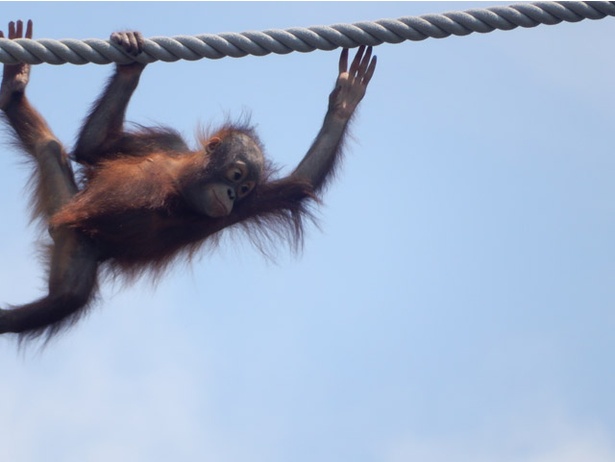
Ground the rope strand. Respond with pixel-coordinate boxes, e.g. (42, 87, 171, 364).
(0, 1, 613, 65)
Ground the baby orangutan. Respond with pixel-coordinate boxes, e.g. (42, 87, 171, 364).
(0, 20, 377, 342)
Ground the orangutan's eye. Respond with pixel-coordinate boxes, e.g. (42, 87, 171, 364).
(226, 162, 247, 183)
(237, 181, 255, 199)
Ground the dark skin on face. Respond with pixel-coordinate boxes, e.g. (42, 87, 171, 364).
(0, 21, 377, 343)
(190, 133, 262, 218)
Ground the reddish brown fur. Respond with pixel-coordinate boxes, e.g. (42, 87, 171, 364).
(2, 122, 315, 342)
(52, 127, 315, 279)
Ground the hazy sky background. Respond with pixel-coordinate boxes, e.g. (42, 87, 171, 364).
(1, 2, 614, 461)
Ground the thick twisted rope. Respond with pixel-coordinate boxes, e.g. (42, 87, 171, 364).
(0, 1, 613, 65)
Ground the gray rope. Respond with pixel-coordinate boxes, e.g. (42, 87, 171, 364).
(1, 1, 614, 65)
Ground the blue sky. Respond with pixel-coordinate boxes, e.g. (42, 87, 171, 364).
(1, 2, 614, 461)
